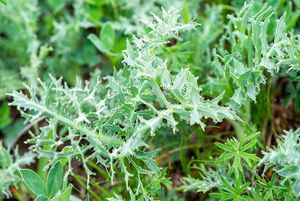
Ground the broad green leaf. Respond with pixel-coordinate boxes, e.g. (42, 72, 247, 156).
(88, 23, 115, 53)
(293, 180, 300, 197)
(143, 158, 159, 174)
(59, 185, 73, 201)
(100, 23, 115, 50)
(2, 119, 25, 150)
(35, 195, 48, 201)
(0, 143, 11, 168)
(19, 169, 47, 196)
(88, 34, 107, 52)
(0, 103, 11, 129)
(47, 161, 63, 197)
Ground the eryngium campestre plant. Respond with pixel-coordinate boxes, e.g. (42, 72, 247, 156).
(9, 8, 239, 198)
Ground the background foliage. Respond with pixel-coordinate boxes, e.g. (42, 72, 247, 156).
(0, 0, 300, 200)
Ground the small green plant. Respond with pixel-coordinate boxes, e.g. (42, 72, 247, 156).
(0, 143, 35, 198)
(19, 161, 72, 201)
(179, 129, 297, 200)
(1, 0, 300, 200)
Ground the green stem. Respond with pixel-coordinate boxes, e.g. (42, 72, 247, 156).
(72, 175, 103, 201)
(37, 130, 53, 179)
(44, 108, 122, 146)
(12, 187, 28, 201)
(183, 0, 190, 24)
(179, 123, 190, 174)
(229, 120, 244, 140)
(148, 79, 171, 108)
(112, 0, 119, 20)
(37, 157, 48, 180)
(87, 160, 109, 180)
(221, 4, 238, 12)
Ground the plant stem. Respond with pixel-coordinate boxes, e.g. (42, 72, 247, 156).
(148, 79, 171, 108)
(183, 0, 190, 24)
(44, 108, 123, 146)
(72, 175, 103, 201)
(229, 120, 244, 140)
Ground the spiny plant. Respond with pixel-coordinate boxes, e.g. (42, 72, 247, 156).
(0, 142, 35, 198)
(8, 8, 238, 199)
(0, 0, 41, 98)
(203, 2, 300, 108)
(0, 0, 142, 99)
(1, 0, 300, 200)
(261, 128, 300, 197)
(188, 1, 300, 141)
(111, 0, 183, 34)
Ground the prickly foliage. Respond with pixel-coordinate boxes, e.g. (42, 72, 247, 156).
(0, 143, 35, 198)
(261, 129, 300, 197)
(9, 8, 238, 197)
(204, 2, 300, 108)
(2, 1, 300, 200)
